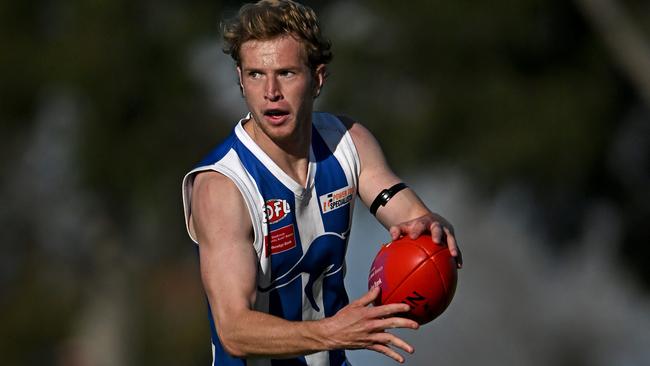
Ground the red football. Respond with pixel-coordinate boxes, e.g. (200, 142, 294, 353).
(368, 234, 458, 325)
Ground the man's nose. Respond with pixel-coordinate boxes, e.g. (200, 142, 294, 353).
(264, 77, 282, 101)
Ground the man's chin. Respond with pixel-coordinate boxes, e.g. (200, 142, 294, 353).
(254, 123, 293, 143)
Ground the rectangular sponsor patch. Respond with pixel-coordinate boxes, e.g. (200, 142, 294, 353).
(319, 185, 355, 214)
(266, 224, 296, 256)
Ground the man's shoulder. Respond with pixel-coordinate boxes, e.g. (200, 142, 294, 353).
(192, 170, 238, 197)
(313, 112, 356, 133)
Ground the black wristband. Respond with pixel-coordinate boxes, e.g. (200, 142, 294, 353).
(370, 183, 408, 216)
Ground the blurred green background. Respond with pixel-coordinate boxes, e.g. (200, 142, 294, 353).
(1, 0, 649, 365)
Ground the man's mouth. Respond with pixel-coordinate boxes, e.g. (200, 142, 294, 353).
(264, 109, 289, 118)
(263, 109, 290, 124)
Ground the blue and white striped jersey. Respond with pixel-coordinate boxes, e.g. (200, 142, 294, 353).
(182, 112, 360, 366)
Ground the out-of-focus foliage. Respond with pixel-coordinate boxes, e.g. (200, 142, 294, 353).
(319, 0, 648, 284)
(0, 0, 648, 365)
(327, 1, 617, 190)
(1, 1, 229, 364)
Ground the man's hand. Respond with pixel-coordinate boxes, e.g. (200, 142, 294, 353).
(389, 213, 463, 268)
(324, 286, 419, 363)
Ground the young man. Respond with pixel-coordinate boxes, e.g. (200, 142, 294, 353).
(182, 1, 461, 365)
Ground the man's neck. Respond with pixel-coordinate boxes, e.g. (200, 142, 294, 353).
(244, 120, 312, 187)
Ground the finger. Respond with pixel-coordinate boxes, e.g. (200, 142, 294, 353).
(444, 227, 463, 268)
(368, 302, 412, 318)
(430, 222, 443, 244)
(367, 343, 406, 364)
(393, 221, 429, 241)
(374, 333, 415, 354)
(446, 222, 455, 235)
(372, 316, 420, 331)
(442, 227, 457, 256)
(351, 286, 381, 307)
(389, 225, 402, 240)
(368, 332, 415, 355)
(408, 220, 428, 239)
(367, 313, 420, 332)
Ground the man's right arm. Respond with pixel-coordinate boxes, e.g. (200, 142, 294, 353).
(190, 171, 419, 362)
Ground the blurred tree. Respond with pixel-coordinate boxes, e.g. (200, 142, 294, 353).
(574, 0, 650, 288)
(321, 0, 649, 283)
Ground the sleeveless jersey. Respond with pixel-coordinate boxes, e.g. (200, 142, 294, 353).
(182, 112, 360, 366)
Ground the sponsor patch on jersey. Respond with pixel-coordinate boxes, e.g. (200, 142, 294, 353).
(263, 199, 291, 224)
(319, 185, 355, 214)
(265, 224, 296, 256)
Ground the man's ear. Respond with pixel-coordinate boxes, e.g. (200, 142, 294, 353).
(237, 66, 245, 96)
(313, 64, 327, 98)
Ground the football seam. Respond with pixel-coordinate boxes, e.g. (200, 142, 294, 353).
(431, 255, 449, 298)
(383, 246, 431, 304)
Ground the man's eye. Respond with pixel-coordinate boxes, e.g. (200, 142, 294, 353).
(249, 72, 262, 78)
(280, 71, 295, 77)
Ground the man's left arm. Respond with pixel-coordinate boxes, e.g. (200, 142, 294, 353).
(342, 117, 462, 268)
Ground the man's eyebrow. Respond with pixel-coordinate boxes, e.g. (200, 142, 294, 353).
(241, 66, 264, 73)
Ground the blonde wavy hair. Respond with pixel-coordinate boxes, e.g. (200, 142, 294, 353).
(222, 0, 333, 71)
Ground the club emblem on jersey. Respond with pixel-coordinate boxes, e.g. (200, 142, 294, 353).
(319, 186, 355, 214)
(264, 199, 291, 224)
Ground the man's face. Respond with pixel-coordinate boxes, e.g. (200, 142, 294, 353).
(238, 35, 325, 145)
